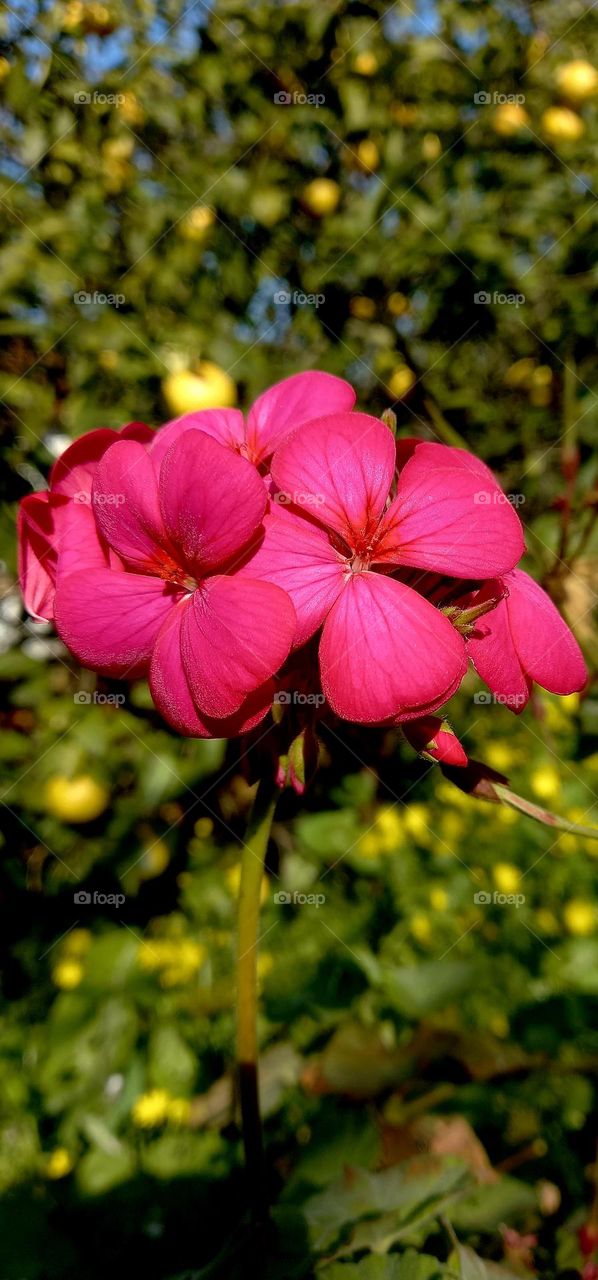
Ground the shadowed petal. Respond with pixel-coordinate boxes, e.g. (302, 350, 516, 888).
(149, 409, 245, 467)
(54, 569, 179, 677)
(246, 371, 356, 464)
(240, 505, 345, 647)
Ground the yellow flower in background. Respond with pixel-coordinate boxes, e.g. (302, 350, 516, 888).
(356, 831, 383, 859)
(349, 295, 376, 320)
(45, 1148, 73, 1179)
(496, 805, 518, 827)
(132, 1089, 171, 1128)
(52, 960, 84, 990)
(485, 741, 516, 772)
(493, 863, 521, 894)
(353, 51, 378, 76)
(403, 805, 429, 841)
(257, 952, 274, 982)
(375, 805, 402, 849)
(429, 887, 448, 911)
(356, 138, 379, 170)
(530, 765, 560, 801)
(554, 833, 578, 855)
(563, 900, 595, 936)
(488, 1013, 509, 1039)
(536, 909, 558, 934)
(387, 291, 409, 317)
(411, 913, 432, 943)
(194, 817, 214, 839)
(64, 928, 92, 957)
(167, 1097, 192, 1126)
(438, 811, 466, 847)
(138, 938, 206, 986)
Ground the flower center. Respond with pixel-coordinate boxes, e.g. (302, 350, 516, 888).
(349, 552, 370, 574)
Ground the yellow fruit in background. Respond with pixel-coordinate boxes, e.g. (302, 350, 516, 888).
(119, 92, 145, 127)
(301, 178, 340, 217)
(492, 103, 530, 135)
(44, 774, 108, 823)
(249, 188, 288, 226)
(556, 60, 598, 101)
(180, 205, 215, 241)
(530, 764, 560, 800)
(388, 365, 416, 399)
(53, 960, 84, 989)
(356, 139, 379, 170)
(529, 364, 553, 407)
(387, 291, 409, 317)
(422, 132, 442, 161)
(542, 106, 584, 141)
(504, 357, 536, 389)
(162, 362, 236, 415)
(411, 913, 432, 943)
(391, 102, 417, 127)
(430, 887, 448, 911)
(563, 900, 595, 936)
(0, 57, 11, 81)
(353, 51, 378, 76)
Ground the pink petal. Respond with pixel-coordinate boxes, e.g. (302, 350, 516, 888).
(506, 569, 587, 696)
(373, 442, 525, 577)
(319, 572, 467, 723)
(92, 440, 178, 575)
(50, 423, 152, 498)
(149, 598, 274, 737)
(466, 582, 532, 712)
(149, 409, 245, 468)
(239, 505, 345, 647)
(246, 372, 356, 465)
(271, 412, 395, 549)
(181, 575, 296, 718)
(18, 492, 65, 620)
(54, 569, 179, 677)
(158, 431, 267, 574)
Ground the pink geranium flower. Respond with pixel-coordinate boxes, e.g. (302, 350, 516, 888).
(149, 370, 356, 469)
(465, 568, 587, 711)
(242, 414, 525, 723)
(52, 430, 296, 736)
(18, 422, 152, 621)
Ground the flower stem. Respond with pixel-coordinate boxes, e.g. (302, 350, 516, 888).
(236, 774, 278, 1226)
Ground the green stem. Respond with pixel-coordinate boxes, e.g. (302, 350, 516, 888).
(236, 774, 278, 1226)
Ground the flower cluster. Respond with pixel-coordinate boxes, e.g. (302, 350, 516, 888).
(18, 371, 586, 760)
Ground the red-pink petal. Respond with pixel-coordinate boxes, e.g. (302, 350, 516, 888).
(239, 505, 345, 647)
(18, 492, 65, 620)
(403, 716, 468, 766)
(92, 440, 177, 574)
(466, 582, 532, 712)
(182, 575, 296, 718)
(50, 423, 153, 498)
(246, 372, 356, 465)
(149, 598, 274, 737)
(319, 572, 467, 723)
(158, 431, 267, 574)
(374, 442, 525, 577)
(506, 569, 587, 696)
(271, 412, 395, 549)
(54, 569, 179, 677)
(149, 409, 245, 468)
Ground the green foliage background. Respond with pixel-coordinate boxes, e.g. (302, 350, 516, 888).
(1, 1, 598, 1276)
